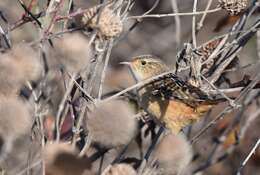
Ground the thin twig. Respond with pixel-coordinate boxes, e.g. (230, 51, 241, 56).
(170, 0, 181, 48)
(196, 0, 213, 32)
(237, 139, 260, 175)
(16, 160, 42, 175)
(79, 134, 92, 157)
(142, 0, 161, 16)
(201, 75, 236, 106)
(66, 72, 94, 102)
(127, 7, 221, 20)
(257, 30, 260, 59)
(55, 73, 76, 142)
(98, 39, 114, 100)
(62, 0, 73, 30)
(192, 0, 198, 47)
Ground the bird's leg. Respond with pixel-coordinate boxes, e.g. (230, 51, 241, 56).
(134, 110, 151, 123)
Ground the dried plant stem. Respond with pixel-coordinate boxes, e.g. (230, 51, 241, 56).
(171, 0, 181, 48)
(66, 72, 94, 102)
(98, 39, 114, 100)
(257, 30, 260, 59)
(0, 23, 11, 48)
(240, 109, 260, 139)
(55, 73, 76, 142)
(142, 0, 161, 16)
(27, 81, 46, 175)
(237, 139, 260, 175)
(127, 7, 221, 20)
(196, 0, 213, 31)
(191, 70, 260, 144)
(62, 0, 73, 30)
(192, 0, 198, 47)
(79, 134, 92, 157)
(87, 42, 108, 93)
(44, 0, 65, 36)
(201, 75, 235, 106)
(190, 106, 233, 144)
(72, 102, 87, 146)
(17, 160, 42, 175)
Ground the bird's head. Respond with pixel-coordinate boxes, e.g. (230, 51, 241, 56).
(120, 55, 169, 82)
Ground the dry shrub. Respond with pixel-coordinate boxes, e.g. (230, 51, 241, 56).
(86, 100, 137, 148)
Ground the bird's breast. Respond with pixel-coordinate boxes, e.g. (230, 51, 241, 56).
(138, 89, 212, 133)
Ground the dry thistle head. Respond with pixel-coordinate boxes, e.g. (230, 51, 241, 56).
(101, 164, 137, 175)
(218, 0, 249, 15)
(0, 44, 41, 96)
(82, 6, 123, 39)
(51, 33, 91, 74)
(121, 55, 169, 82)
(0, 57, 24, 96)
(0, 97, 32, 162)
(44, 142, 92, 175)
(86, 100, 137, 148)
(154, 133, 193, 175)
(9, 44, 42, 81)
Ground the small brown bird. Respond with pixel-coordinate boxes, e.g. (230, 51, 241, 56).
(121, 55, 223, 133)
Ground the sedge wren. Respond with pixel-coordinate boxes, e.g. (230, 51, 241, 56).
(121, 55, 222, 133)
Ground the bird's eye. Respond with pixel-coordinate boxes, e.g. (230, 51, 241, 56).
(141, 60, 146, 65)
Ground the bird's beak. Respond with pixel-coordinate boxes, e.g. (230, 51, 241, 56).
(119, 61, 139, 82)
(119, 61, 131, 66)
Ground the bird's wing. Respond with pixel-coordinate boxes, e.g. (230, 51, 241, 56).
(144, 73, 212, 107)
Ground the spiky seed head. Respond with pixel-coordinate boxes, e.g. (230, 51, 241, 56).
(218, 0, 249, 15)
(154, 133, 193, 175)
(0, 44, 42, 96)
(82, 6, 123, 39)
(0, 97, 31, 139)
(0, 57, 24, 96)
(86, 100, 137, 148)
(0, 97, 31, 162)
(9, 44, 42, 81)
(51, 33, 91, 73)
